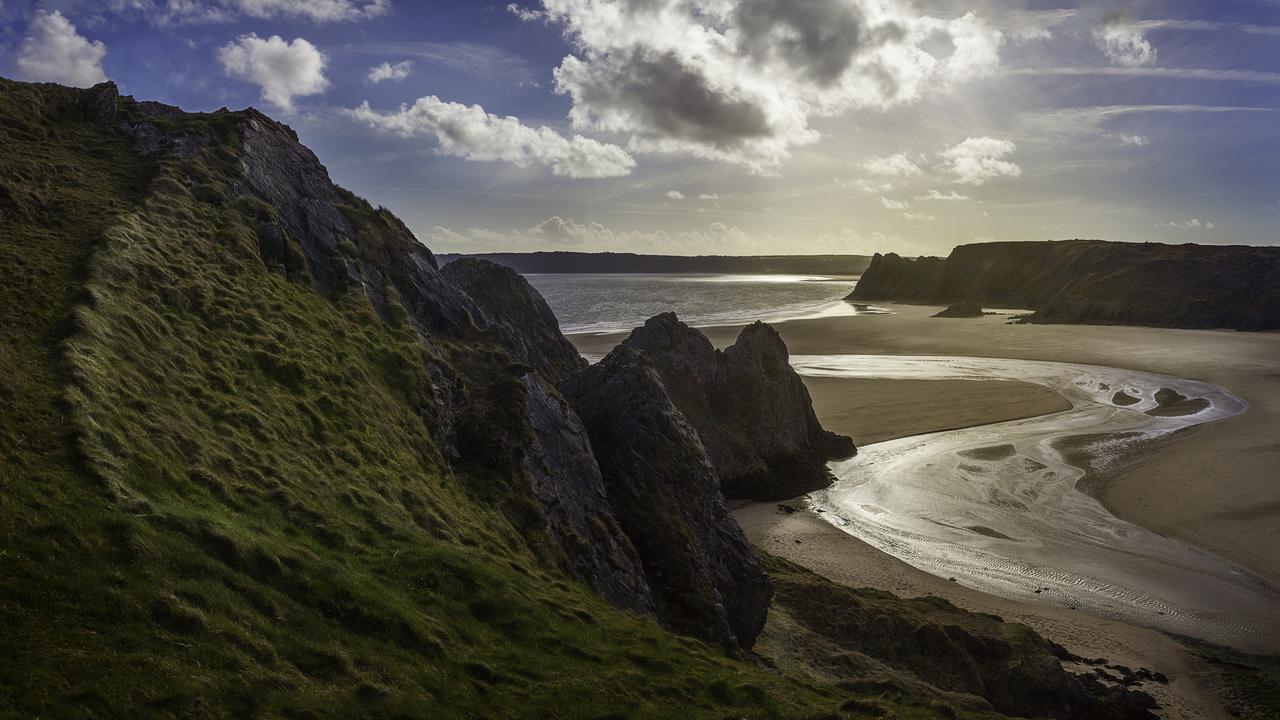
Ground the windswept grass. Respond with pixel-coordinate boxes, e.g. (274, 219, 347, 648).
(0, 78, 1008, 719)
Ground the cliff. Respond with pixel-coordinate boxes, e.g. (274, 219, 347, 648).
(442, 258, 586, 383)
(614, 314, 856, 500)
(562, 349, 772, 649)
(0, 77, 1164, 719)
(849, 240, 1280, 330)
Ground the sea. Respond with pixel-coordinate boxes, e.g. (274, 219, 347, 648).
(523, 273, 884, 335)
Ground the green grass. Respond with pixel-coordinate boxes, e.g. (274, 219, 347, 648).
(0, 78, 1021, 720)
(0, 78, 1034, 717)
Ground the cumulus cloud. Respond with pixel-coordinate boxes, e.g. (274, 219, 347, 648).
(666, 190, 686, 200)
(938, 137, 1021, 185)
(349, 97, 635, 178)
(1155, 218, 1214, 230)
(915, 189, 971, 201)
(879, 196, 909, 210)
(218, 34, 328, 111)
(698, 193, 719, 200)
(367, 60, 412, 83)
(1093, 12, 1156, 67)
(862, 153, 922, 177)
(902, 211, 936, 221)
(526, 0, 1003, 170)
(15, 10, 107, 87)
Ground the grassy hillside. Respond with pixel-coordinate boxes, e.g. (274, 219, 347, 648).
(0, 79, 1019, 719)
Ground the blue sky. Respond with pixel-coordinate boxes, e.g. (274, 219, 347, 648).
(2, 0, 1277, 256)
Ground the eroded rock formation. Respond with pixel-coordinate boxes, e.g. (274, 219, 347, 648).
(443, 258, 587, 384)
(616, 313, 855, 500)
(562, 349, 772, 649)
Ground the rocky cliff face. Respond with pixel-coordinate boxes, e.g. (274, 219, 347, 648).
(519, 373, 654, 614)
(7, 79, 1178, 718)
(235, 108, 479, 337)
(850, 240, 1280, 330)
(442, 258, 586, 384)
(618, 314, 855, 500)
(562, 349, 772, 649)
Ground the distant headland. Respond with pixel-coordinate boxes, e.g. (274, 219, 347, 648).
(438, 251, 873, 276)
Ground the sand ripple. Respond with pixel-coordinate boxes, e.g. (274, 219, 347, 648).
(796, 354, 1280, 653)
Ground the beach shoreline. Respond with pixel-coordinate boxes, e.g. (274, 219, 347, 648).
(568, 304, 1280, 591)
(570, 304, 1280, 719)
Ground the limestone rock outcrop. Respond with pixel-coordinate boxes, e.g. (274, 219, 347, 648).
(617, 314, 855, 500)
(443, 258, 586, 384)
(562, 349, 772, 649)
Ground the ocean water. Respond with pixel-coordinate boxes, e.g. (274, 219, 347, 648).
(524, 273, 882, 335)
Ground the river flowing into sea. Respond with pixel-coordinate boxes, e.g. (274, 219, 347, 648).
(795, 355, 1280, 653)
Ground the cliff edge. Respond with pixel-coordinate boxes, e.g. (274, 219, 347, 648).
(850, 240, 1280, 330)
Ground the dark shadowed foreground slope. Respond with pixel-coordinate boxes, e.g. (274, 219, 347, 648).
(1, 78, 1159, 720)
(850, 240, 1280, 330)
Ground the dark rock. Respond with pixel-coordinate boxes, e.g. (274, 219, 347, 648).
(79, 81, 118, 123)
(443, 259, 587, 384)
(562, 348, 772, 650)
(766, 554, 1160, 720)
(615, 313, 855, 500)
(849, 240, 1280, 331)
(934, 301, 986, 318)
(519, 374, 653, 613)
(232, 111, 478, 336)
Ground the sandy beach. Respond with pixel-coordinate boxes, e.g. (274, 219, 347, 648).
(571, 304, 1280, 719)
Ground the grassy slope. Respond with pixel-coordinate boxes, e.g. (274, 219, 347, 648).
(0, 80, 1009, 720)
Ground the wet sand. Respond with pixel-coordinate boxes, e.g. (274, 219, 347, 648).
(734, 503, 1232, 720)
(802, 376, 1070, 446)
(570, 304, 1280, 718)
(570, 305, 1280, 588)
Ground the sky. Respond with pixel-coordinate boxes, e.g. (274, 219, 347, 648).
(1, 0, 1277, 257)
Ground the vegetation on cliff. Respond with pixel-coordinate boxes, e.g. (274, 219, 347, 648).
(850, 240, 1280, 330)
(1, 77, 1163, 719)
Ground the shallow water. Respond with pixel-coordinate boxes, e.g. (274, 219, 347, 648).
(796, 354, 1280, 652)
(526, 273, 886, 334)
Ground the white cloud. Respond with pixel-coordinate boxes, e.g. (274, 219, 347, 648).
(135, 0, 390, 25)
(698, 193, 719, 201)
(427, 217, 754, 253)
(902, 211, 936, 221)
(879, 196, 909, 210)
(665, 190, 685, 200)
(430, 216, 918, 255)
(218, 34, 328, 112)
(15, 10, 107, 87)
(915, 189, 971, 202)
(838, 177, 895, 193)
(506, 2, 545, 22)
(1093, 12, 1156, 67)
(938, 137, 1021, 185)
(1155, 218, 1215, 230)
(862, 153, 922, 177)
(349, 97, 635, 179)
(533, 0, 1003, 171)
(1110, 133, 1150, 146)
(367, 60, 412, 83)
